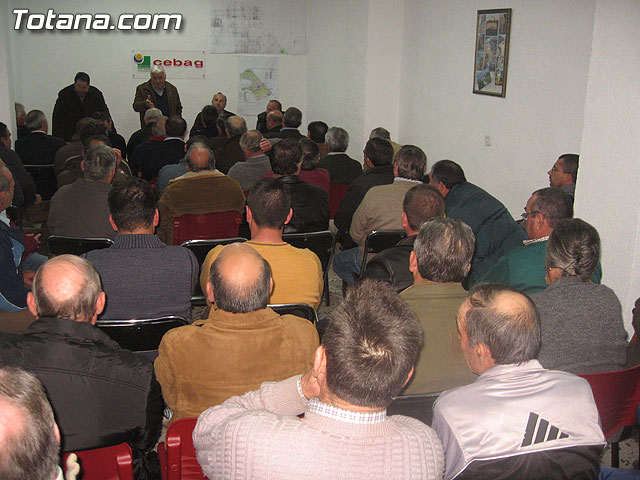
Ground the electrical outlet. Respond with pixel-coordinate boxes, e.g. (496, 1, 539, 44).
(484, 135, 491, 146)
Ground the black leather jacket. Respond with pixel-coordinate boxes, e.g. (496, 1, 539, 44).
(280, 175, 329, 234)
(361, 235, 415, 292)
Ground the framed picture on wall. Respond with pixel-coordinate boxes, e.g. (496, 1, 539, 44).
(473, 8, 511, 97)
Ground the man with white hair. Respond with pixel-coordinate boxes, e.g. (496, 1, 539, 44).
(48, 144, 116, 239)
(133, 65, 182, 128)
(0, 255, 163, 458)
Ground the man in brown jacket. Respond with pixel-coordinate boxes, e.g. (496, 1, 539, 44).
(132, 65, 182, 128)
(154, 242, 319, 422)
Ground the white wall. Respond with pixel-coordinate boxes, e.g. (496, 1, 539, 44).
(399, 0, 595, 216)
(576, 0, 640, 334)
(7, 0, 307, 141)
(0, 1, 16, 134)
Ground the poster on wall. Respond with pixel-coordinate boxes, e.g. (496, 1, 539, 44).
(131, 50, 206, 79)
(237, 56, 279, 116)
(473, 9, 511, 97)
(209, 0, 306, 54)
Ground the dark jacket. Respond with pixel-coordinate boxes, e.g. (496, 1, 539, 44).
(361, 235, 415, 291)
(53, 84, 110, 141)
(265, 128, 304, 140)
(135, 138, 185, 181)
(0, 221, 28, 311)
(14, 131, 65, 200)
(0, 317, 163, 452)
(334, 163, 394, 246)
(444, 182, 527, 288)
(317, 153, 363, 185)
(213, 135, 244, 174)
(126, 124, 154, 160)
(256, 110, 268, 134)
(280, 175, 329, 234)
(0, 143, 36, 206)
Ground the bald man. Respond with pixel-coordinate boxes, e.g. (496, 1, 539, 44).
(156, 141, 245, 244)
(155, 243, 319, 422)
(432, 284, 605, 480)
(0, 255, 163, 455)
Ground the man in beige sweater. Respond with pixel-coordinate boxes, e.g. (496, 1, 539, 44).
(194, 279, 445, 480)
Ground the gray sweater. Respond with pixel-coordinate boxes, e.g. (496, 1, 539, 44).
(84, 234, 198, 320)
(531, 276, 628, 374)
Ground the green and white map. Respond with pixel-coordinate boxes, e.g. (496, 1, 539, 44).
(237, 56, 278, 116)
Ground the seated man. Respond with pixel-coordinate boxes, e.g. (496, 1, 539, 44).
(211, 116, 248, 174)
(0, 366, 61, 480)
(14, 110, 65, 200)
(155, 242, 318, 422)
(271, 138, 329, 233)
(477, 187, 600, 293)
(401, 217, 478, 394)
(336, 144, 427, 284)
(0, 255, 163, 455)
(0, 121, 38, 208)
(318, 126, 362, 185)
(429, 160, 527, 288)
(48, 144, 116, 240)
(84, 177, 198, 320)
(133, 115, 186, 181)
(432, 284, 605, 480)
(54, 117, 106, 177)
(189, 105, 219, 138)
(265, 109, 283, 134)
(362, 183, 444, 291)
(126, 107, 162, 160)
(227, 130, 271, 191)
(193, 280, 445, 479)
(307, 120, 329, 157)
(548, 153, 578, 199)
(265, 107, 305, 140)
(256, 99, 282, 134)
(334, 138, 394, 248)
(200, 178, 323, 309)
(156, 142, 245, 244)
(129, 116, 167, 177)
(156, 134, 206, 198)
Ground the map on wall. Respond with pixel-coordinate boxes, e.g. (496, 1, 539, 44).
(237, 56, 279, 116)
(209, 0, 307, 54)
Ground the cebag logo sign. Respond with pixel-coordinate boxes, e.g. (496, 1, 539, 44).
(131, 50, 205, 79)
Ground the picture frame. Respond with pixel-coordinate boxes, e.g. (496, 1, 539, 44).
(473, 8, 511, 97)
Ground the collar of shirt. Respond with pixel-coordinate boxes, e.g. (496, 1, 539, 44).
(393, 177, 422, 183)
(327, 151, 345, 155)
(523, 235, 549, 246)
(152, 86, 165, 96)
(0, 210, 9, 226)
(307, 398, 387, 425)
(163, 136, 184, 142)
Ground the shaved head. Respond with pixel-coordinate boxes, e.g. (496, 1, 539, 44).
(30, 255, 103, 322)
(209, 243, 272, 313)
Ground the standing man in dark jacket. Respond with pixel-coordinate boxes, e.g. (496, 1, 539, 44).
(429, 160, 527, 288)
(133, 65, 182, 128)
(272, 139, 329, 233)
(52, 72, 112, 142)
(0, 255, 163, 467)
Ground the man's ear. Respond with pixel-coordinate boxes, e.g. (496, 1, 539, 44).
(402, 367, 415, 387)
(435, 182, 449, 197)
(80, 160, 85, 172)
(409, 250, 418, 274)
(246, 205, 253, 224)
(26, 292, 38, 317)
(206, 281, 215, 304)
(153, 209, 160, 227)
(269, 277, 274, 295)
(108, 215, 118, 233)
(393, 162, 399, 177)
(312, 345, 327, 378)
(284, 208, 293, 225)
(401, 212, 410, 232)
(475, 342, 496, 370)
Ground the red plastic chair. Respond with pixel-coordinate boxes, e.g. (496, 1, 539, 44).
(328, 183, 349, 219)
(578, 363, 640, 467)
(172, 210, 242, 245)
(62, 442, 134, 480)
(158, 417, 209, 480)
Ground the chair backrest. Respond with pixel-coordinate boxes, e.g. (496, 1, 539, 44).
(48, 235, 114, 256)
(329, 183, 349, 219)
(359, 230, 406, 278)
(172, 210, 242, 245)
(96, 316, 188, 352)
(282, 230, 335, 279)
(269, 303, 318, 324)
(181, 238, 248, 306)
(578, 364, 640, 439)
(157, 417, 209, 480)
(62, 442, 134, 480)
(387, 392, 441, 426)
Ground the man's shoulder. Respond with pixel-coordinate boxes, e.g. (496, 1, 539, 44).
(249, 241, 321, 263)
(57, 84, 76, 98)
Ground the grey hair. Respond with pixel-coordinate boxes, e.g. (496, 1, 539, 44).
(239, 130, 263, 153)
(395, 145, 427, 180)
(0, 366, 59, 480)
(225, 116, 247, 136)
(149, 65, 165, 75)
(14, 102, 25, 116)
(369, 127, 391, 140)
(326, 127, 349, 152)
(25, 110, 46, 131)
(414, 217, 475, 282)
(185, 143, 215, 172)
(545, 218, 600, 281)
(32, 255, 102, 321)
(151, 117, 167, 137)
(144, 108, 163, 122)
(83, 144, 116, 181)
